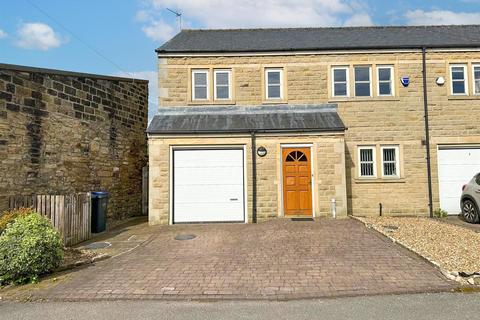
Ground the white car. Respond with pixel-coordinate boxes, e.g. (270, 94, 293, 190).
(461, 173, 480, 224)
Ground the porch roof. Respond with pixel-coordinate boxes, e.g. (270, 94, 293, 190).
(147, 104, 346, 135)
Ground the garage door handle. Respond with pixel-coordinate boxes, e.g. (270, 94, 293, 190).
(230, 198, 238, 201)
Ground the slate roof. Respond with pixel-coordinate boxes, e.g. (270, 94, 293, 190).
(147, 104, 345, 134)
(156, 25, 480, 53)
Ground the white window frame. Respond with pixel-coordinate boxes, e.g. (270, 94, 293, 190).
(354, 65, 372, 97)
(450, 64, 468, 95)
(376, 65, 394, 96)
(473, 64, 480, 95)
(380, 145, 400, 178)
(331, 66, 350, 97)
(358, 146, 377, 178)
(265, 68, 283, 100)
(213, 69, 231, 100)
(191, 69, 209, 101)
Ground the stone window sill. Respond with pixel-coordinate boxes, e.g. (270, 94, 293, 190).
(187, 100, 236, 105)
(447, 95, 480, 100)
(354, 178, 405, 184)
(329, 96, 400, 103)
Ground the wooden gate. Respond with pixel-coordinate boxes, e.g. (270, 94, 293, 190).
(7, 193, 92, 246)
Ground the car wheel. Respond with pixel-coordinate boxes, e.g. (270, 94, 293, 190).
(462, 199, 480, 223)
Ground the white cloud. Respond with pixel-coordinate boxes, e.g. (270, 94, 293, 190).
(0, 29, 6, 39)
(142, 19, 176, 42)
(115, 71, 158, 122)
(138, 0, 373, 41)
(405, 9, 480, 25)
(343, 13, 374, 26)
(15, 22, 63, 50)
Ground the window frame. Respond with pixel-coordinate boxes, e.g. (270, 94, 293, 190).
(265, 68, 284, 100)
(354, 65, 372, 97)
(358, 146, 377, 178)
(213, 69, 232, 100)
(331, 66, 350, 98)
(450, 64, 468, 96)
(472, 64, 480, 95)
(191, 69, 210, 101)
(376, 65, 394, 97)
(380, 145, 400, 178)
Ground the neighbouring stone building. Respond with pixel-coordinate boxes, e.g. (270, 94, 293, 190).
(148, 25, 480, 225)
(0, 64, 148, 219)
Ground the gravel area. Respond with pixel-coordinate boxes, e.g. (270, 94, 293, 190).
(359, 217, 480, 274)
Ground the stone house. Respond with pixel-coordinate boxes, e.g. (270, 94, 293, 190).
(0, 64, 148, 219)
(147, 25, 480, 225)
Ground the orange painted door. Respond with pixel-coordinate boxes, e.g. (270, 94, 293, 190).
(282, 148, 312, 216)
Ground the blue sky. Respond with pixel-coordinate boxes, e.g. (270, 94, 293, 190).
(1, 0, 480, 120)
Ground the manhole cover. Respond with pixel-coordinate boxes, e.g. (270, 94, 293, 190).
(175, 234, 196, 241)
(83, 242, 111, 250)
(383, 225, 399, 231)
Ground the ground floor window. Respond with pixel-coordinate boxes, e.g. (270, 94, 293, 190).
(358, 146, 376, 177)
(381, 146, 399, 177)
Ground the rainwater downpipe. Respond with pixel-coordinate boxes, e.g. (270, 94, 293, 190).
(422, 46, 434, 218)
(251, 131, 257, 223)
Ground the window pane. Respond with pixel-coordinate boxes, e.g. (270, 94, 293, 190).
(475, 80, 480, 94)
(355, 83, 370, 96)
(474, 67, 480, 80)
(378, 68, 391, 81)
(216, 72, 229, 86)
(194, 86, 207, 99)
(360, 149, 373, 162)
(383, 148, 396, 162)
(267, 71, 280, 85)
(361, 163, 374, 176)
(355, 67, 370, 81)
(268, 85, 281, 98)
(334, 83, 347, 96)
(334, 69, 347, 82)
(451, 67, 464, 80)
(379, 82, 391, 95)
(384, 162, 396, 176)
(216, 86, 229, 99)
(452, 81, 465, 94)
(194, 72, 207, 86)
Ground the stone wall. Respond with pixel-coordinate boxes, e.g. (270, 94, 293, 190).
(0, 64, 148, 219)
(157, 51, 480, 216)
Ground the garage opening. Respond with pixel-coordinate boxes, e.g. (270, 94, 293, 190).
(438, 146, 480, 214)
(172, 148, 245, 223)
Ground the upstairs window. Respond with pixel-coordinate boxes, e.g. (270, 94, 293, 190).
(358, 146, 376, 178)
(450, 65, 467, 95)
(377, 66, 394, 96)
(354, 66, 371, 97)
(192, 70, 209, 100)
(265, 68, 283, 99)
(214, 70, 231, 100)
(381, 146, 399, 177)
(473, 65, 480, 95)
(332, 67, 349, 97)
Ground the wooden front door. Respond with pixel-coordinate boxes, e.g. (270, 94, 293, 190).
(282, 147, 312, 216)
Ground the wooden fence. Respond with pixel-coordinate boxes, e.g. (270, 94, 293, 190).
(7, 193, 92, 246)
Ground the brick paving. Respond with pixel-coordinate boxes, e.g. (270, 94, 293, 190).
(28, 218, 454, 301)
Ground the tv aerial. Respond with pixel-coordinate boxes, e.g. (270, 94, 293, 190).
(166, 8, 182, 30)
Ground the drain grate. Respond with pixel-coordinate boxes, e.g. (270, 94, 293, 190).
(291, 218, 314, 221)
(175, 234, 196, 241)
(83, 242, 111, 250)
(383, 225, 399, 231)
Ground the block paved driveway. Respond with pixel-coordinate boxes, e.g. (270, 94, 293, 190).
(31, 218, 454, 301)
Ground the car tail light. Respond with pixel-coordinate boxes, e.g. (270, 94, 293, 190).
(462, 184, 467, 191)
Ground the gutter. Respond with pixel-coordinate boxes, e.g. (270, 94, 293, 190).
(422, 47, 434, 218)
(146, 127, 347, 135)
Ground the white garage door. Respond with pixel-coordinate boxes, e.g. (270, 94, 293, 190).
(173, 148, 245, 223)
(438, 146, 480, 214)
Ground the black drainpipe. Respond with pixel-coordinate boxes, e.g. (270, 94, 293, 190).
(422, 47, 434, 218)
(251, 131, 257, 223)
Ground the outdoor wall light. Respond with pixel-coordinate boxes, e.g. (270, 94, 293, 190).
(436, 76, 446, 86)
(257, 146, 267, 157)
